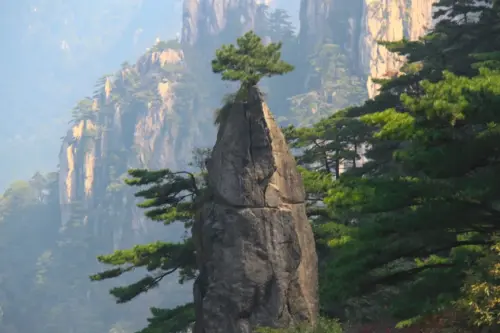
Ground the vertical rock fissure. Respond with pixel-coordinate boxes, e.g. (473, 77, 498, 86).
(246, 101, 256, 170)
(194, 87, 318, 333)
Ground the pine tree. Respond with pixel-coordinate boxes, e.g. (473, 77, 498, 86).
(266, 9, 296, 43)
(325, 66, 500, 319)
(278, 0, 500, 329)
(211, 30, 294, 90)
(284, 110, 369, 180)
(91, 31, 296, 333)
(89, 149, 210, 332)
(314, 2, 500, 329)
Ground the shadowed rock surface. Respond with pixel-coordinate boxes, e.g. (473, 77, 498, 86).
(193, 87, 318, 333)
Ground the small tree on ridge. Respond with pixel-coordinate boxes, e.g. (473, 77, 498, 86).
(211, 30, 294, 90)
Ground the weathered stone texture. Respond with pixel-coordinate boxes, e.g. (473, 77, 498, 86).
(193, 87, 318, 333)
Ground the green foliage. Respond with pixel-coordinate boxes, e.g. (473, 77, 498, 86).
(213, 92, 240, 126)
(285, 110, 370, 179)
(301, 2, 500, 330)
(255, 6, 296, 43)
(288, 43, 366, 126)
(459, 241, 500, 328)
(277, 2, 500, 331)
(91, 148, 210, 332)
(266, 9, 296, 40)
(91, 240, 196, 303)
(309, 44, 364, 102)
(211, 30, 294, 88)
(151, 39, 181, 52)
(256, 318, 343, 333)
(71, 97, 96, 124)
(137, 303, 195, 333)
(90, 163, 206, 294)
(0, 172, 67, 333)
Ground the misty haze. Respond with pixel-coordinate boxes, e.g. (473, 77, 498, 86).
(0, 0, 499, 333)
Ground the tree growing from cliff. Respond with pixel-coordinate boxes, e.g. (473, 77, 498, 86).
(89, 148, 212, 333)
(211, 30, 294, 89)
(89, 30, 300, 333)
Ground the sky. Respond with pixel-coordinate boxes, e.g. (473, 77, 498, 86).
(0, 0, 299, 191)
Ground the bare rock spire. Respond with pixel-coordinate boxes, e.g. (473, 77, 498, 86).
(193, 87, 318, 333)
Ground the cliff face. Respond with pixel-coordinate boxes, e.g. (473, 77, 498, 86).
(360, 0, 438, 97)
(299, 0, 364, 63)
(57, 1, 275, 253)
(193, 87, 318, 333)
(182, 0, 257, 47)
(300, 0, 438, 97)
(58, 43, 207, 248)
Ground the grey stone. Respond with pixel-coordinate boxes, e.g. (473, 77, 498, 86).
(193, 87, 318, 333)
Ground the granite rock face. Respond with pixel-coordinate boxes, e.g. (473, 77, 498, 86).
(360, 0, 438, 97)
(299, 0, 438, 97)
(182, 0, 258, 48)
(193, 87, 318, 333)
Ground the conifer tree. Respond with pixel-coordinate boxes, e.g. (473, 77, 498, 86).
(309, 1, 500, 329)
(279, 0, 500, 329)
(89, 148, 210, 332)
(211, 30, 294, 90)
(325, 67, 500, 322)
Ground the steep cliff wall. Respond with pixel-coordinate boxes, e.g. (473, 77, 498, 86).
(360, 0, 438, 97)
(299, 0, 364, 66)
(182, 0, 255, 44)
(299, 0, 438, 97)
(182, 0, 259, 63)
(58, 42, 207, 248)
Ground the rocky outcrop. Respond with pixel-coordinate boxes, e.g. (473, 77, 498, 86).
(182, 0, 258, 50)
(299, 0, 438, 97)
(299, 0, 364, 64)
(181, 0, 270, 121)
(360, 0, 438, 97)
(193, 87, 318, 333)
(58, 42, 206, 247)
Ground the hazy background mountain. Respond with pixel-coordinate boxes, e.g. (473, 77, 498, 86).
(0, 0, 184, 190)
(0, 0, 301, 192)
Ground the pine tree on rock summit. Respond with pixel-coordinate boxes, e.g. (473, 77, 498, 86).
(211, 30, 294, 89)
(88, 31, 298, 333)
